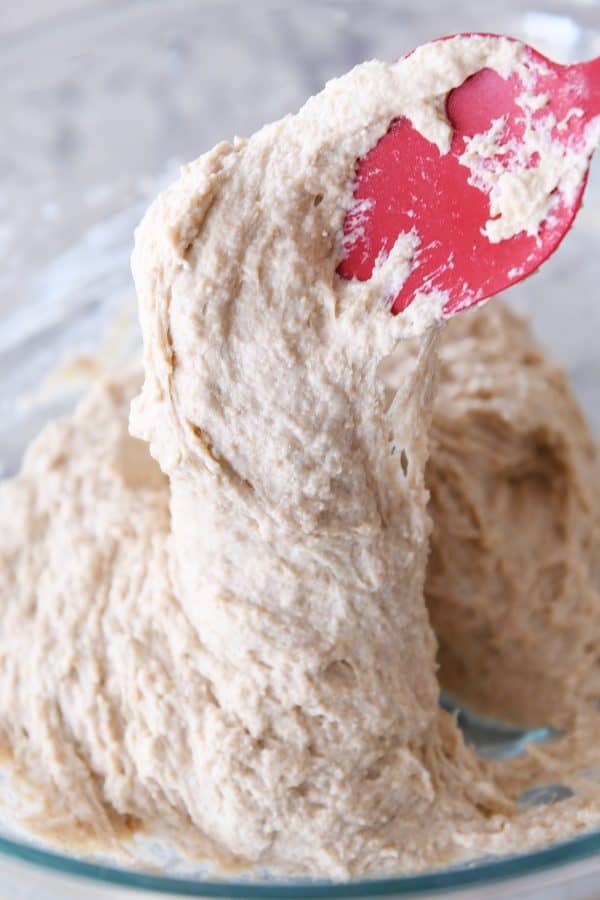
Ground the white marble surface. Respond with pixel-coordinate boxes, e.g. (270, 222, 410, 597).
(2, 0, 110, 36)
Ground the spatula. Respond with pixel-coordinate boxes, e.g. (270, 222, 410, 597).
(337, 34, 600, 317)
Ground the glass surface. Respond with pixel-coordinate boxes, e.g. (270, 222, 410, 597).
(1, 0, 600, 896)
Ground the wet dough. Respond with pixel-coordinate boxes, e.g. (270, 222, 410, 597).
(426, 304, 600, 727)
(1, 314, 599, 875)
(0, 35, 599, 878)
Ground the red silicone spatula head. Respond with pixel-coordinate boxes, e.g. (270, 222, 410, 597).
(337, 34, 600, 318)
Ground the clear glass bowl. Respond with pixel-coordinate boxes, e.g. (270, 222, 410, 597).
(1, 1, 600, 896)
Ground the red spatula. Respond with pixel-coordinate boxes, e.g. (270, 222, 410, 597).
(337, 34, 600, 317)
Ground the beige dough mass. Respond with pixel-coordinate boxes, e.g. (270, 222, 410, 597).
(0, 34, 600, 878)
(1, 303, 599, 875)
(382, 304, 600, 729)
(426, 305, 600, 728)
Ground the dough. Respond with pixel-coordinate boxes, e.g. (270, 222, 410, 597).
(0, 35, 599, 878)
(382, 303, 600, 728)
(2, 308, 599, 875)
(427, 304, 600, 728)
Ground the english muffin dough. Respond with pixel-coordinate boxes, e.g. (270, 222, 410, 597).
(382, 303, 600, 728)
(2, 305, 599, 875)
(0, 35, 600, 878)
(427, 304, 600, 727)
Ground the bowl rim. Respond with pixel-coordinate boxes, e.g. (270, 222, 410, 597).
(1, 828, 600, 897)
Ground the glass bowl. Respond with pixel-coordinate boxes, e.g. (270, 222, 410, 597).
(1, 1, 600, 896)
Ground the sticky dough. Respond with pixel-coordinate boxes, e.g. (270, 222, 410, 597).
(382, 303, 600, 729)
(1, 35, 600, 878)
